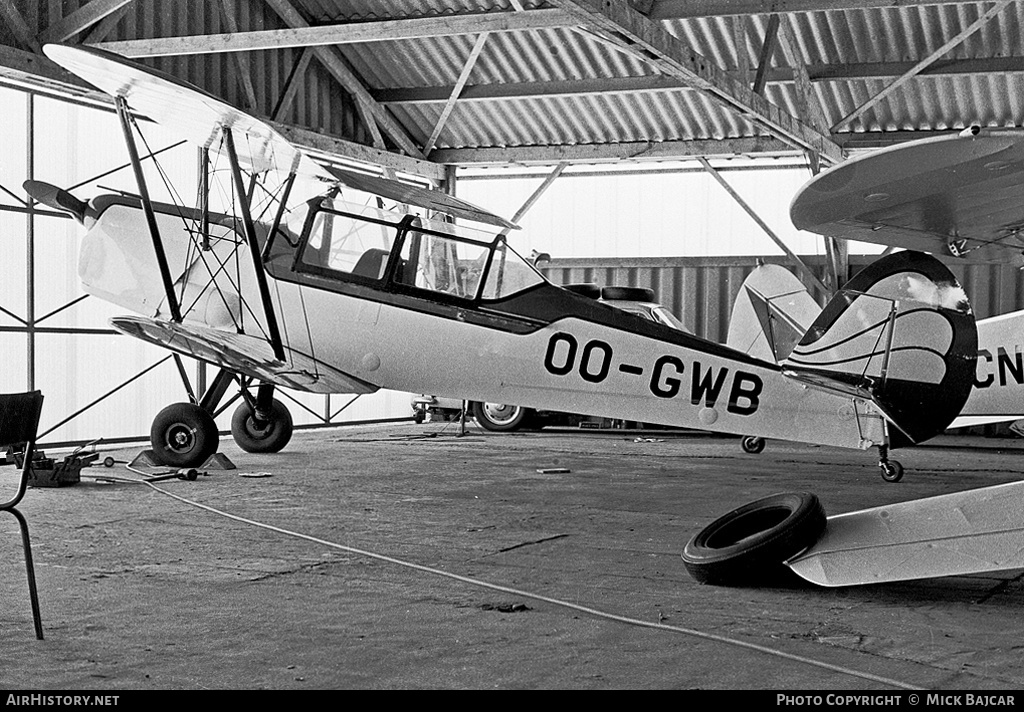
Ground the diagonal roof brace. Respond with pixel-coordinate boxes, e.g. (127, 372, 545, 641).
(550, 0, 844, 165)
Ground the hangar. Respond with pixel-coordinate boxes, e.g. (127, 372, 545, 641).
(2, 0, 1024, 692)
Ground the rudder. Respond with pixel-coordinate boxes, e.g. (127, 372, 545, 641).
(726, 263, 822, 364)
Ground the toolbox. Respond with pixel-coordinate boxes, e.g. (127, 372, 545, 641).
(10, 447, 98, 488)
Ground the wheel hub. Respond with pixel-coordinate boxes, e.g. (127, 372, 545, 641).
(167, 423, 197, 452)
(482, 403, 519, 424)
(245, 415, 273, 438)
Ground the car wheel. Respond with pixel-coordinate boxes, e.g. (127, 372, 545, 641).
(150, 402, 219, 468)
(471, 401, 532, 432)
(681, 492, 826, 586)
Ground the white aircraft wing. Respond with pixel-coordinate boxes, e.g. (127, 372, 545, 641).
(43, 43, 330, 179)
(111, 315, 378, 395)
(323, 165, 518, 230)
(43, 43, 519, 230)
(788, 481, 1024, 587)
(791, 129, 1024, 264)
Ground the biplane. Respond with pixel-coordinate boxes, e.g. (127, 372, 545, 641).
(28, 44, 978, 480)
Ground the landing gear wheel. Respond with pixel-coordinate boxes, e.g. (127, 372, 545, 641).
(150, 403, 219, 468)
(471, 401, 532, 432)
(880, 460, 904, 483)
(741, 436, 766, 454)
(681, 492, 826, 586)
(231, 398, 294, 453)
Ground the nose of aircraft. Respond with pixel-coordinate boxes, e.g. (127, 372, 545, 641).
(22, 180, 91, 223)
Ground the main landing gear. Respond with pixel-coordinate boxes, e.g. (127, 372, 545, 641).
(148, 368, 294, 467)
(150, 402, 219, 468)
(230, 390, 294, 454)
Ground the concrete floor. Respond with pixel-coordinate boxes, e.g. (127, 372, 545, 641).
(2, 422, 1023, 690)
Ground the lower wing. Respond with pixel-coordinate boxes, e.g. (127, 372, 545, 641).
(110, 315, 379, 395)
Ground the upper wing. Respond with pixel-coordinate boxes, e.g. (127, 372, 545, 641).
(324, 165, 518, 230)
(43, 43, 519, 230)
(791, 129, 1024, 264)
(43, 43, 330, 179)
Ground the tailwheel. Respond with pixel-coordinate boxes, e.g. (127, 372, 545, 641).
(150, 402, 219, 468)
(877, 444, 904, 483)
(741, 436, 766, 454)
(231, 398, 293, 453)
(880, 460, 904, 483)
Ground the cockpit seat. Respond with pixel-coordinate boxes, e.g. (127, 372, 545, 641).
(351, 248, 390, 280)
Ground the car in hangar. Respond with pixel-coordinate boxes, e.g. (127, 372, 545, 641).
(411, 284, 689, 431)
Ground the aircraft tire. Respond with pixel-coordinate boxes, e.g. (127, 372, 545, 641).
(681, 492, 826, 586)
(880, 460, 904, 483)
(471, 401, 532, 432)
(741, 436, 766, 454)
(150, 402, 219, 468)
(231, 398, 294, 453)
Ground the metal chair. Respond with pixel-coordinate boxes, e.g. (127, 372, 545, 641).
(0, 391, 44, 639)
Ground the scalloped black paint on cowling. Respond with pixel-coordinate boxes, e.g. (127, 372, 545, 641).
(795, 251, 977, 447)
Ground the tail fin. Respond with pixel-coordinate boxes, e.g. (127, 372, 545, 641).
(781, 250, 977, 446)
(726, 263, 822, 363)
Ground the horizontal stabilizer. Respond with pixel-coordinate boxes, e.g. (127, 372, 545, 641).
(788, 481, 1024, 587)
(782, 251, 977, 446)
(23, 180, 93, 223)
(111, 316, 378, 395)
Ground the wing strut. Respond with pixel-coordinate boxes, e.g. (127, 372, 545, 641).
(115, 96, 183, 323)
(223, 127, 287, 363)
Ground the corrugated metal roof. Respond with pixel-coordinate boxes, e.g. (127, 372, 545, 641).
(3, 1, 1023, 167)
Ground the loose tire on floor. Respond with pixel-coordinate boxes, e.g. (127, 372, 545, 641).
(681, 492, 826, 586)
(471, 401, 533, 432)
(150, 402, 219, 468)
(231, 398, 294, 453)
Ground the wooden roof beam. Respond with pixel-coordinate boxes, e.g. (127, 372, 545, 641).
(646, 0, 992, 20)
(38, 0, 134, 44)
(260, 0, 425, 160)
(423, 32, 490, 155)
(550, 0, 844, 164)
(89, 8, 576, 57)
(831, 0, 1015, 131)
(750, 13, 779, 96)
(0, 0, 41, 52)
(374, 54, 1024, 105)
(430, 136, 797, 165)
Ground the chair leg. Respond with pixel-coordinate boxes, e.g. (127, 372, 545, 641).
(7, 507, 43, 640)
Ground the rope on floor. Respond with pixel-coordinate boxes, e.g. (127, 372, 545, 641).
(125, 475, 923, 690)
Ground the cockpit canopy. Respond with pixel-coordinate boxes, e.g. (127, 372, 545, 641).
(280, 197, 546, 302)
